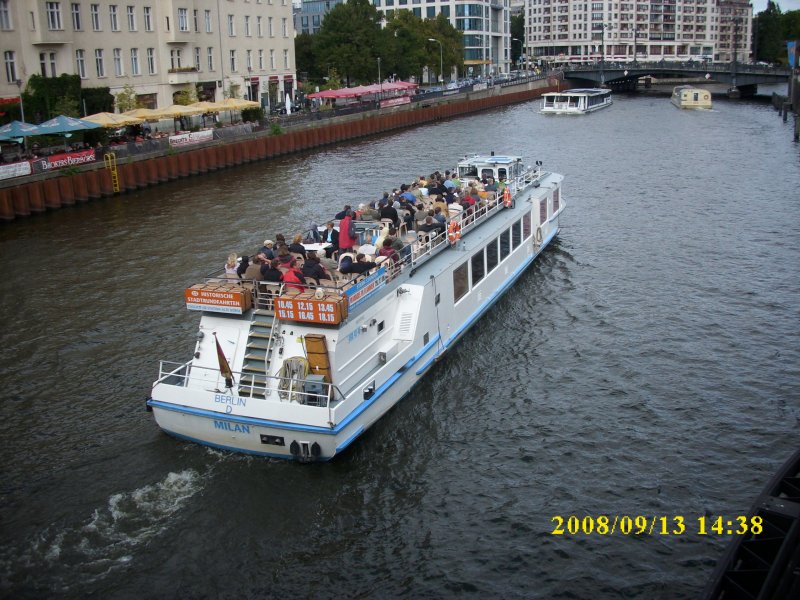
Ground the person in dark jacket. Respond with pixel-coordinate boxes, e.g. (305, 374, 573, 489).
(236, 254, 250, 278)
(288, 234, 307, 259)
(301, 254, 330, 284)
(261, 259, 283, 282)
(322, 222, 339, 258)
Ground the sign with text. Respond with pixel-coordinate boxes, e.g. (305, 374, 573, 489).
(344, 268, 387, 310)
(0, 160, 32, 181)
(275, 296, 346, 325)
(185, 284, 251, 314)
(379, 96, 411, 109)
(169, 129, 214, 147)
(29, 149, 96, 174)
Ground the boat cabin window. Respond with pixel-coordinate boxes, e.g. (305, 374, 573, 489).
(459, 165, 478, 178)
(481, 168, 495, 180)
(486, 238, 499, 272)
(453, 262, 469, 303)
(539, 199, 547, 225)
(512, 219, 522, 249)
(523, 213, 532, 239)
(497, 168, 507, 181)
(471, 249, 485, 286)
(499, 230, 511, 260)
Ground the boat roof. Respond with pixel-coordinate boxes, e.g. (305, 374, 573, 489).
(543, 88, 610, 96)
(457, 153, 522, 167)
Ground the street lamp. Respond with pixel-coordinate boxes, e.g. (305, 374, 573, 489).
(377, 56, 382, 100)
(428, 38, 443, 84)
(511, 38, 523, 71)
(14, 79, 25, 122)
(598, 23, 611, 86)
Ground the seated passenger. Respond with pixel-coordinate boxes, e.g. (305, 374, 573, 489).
(348, 253, 378, 275)
(418, 216, 445, 235)
(224, 253, 239, 278)
(301, 254, 329, 284)
(243, 256, 265, 281)
(378, 239, 400, 263)
(236, 254, 251, 279)
(261, 259, 283, 282)
(276, 245, 293, 266)
(303, 221, 321, 243)
(322, 222, 339, 258)
(280, 259, 306, 292)
(288, 234, 307, 260)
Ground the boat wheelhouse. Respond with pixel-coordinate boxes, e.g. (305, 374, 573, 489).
(541, 88, 613, 114)
(147, 154, 566, 461)
(670, 85, 712, 109)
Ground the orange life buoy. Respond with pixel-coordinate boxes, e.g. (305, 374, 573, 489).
(447, 220, 461, 245)
(502, 186, 512, 208)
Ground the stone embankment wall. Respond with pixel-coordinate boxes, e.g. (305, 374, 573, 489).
(0, 78, 558, 222)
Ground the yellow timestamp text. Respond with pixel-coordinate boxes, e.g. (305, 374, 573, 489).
(550, 515, 763, 536)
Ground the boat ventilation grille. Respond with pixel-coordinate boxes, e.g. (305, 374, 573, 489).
(397, 313, 414, 339)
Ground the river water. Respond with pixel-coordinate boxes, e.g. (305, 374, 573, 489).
(1, 89, 798, 599)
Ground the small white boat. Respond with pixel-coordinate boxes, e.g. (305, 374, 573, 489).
(541, 88, 613, 114)
(671, 85, 712, 109)
(147, 153, 566, 461)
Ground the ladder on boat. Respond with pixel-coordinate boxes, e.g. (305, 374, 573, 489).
(239, 303, 281, 399)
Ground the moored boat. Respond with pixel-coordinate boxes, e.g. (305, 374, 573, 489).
(147, 153, 566, 461)
(671, 85, 712, 109)
(541, 88, 613, 114)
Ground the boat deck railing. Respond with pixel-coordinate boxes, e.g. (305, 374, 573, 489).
(155, 360, 345, 412)
(198, 164, 547, 317)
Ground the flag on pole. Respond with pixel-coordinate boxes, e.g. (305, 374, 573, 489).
(214, 333, 235, 389)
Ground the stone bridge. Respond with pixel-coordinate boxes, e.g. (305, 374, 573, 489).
(561, 62, 791, 97)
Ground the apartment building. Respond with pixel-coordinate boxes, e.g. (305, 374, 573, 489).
(524, 0, 752, 65)
(0, 0, 297, 111)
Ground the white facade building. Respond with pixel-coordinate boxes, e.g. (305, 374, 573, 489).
(372, 0, 514, 77)
(0, 0, 297, 111)
(524, 0, 752, 65)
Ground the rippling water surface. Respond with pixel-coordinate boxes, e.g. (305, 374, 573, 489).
(1, 90, 798, 599)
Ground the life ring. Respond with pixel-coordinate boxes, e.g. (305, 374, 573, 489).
(448, 220, 461, 245)
(502, 186, 513, 208)
(535, 226, 543, 244)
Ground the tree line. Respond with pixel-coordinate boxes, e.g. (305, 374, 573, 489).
(295, 0, 464, 89)
(755, 2, 800, 64)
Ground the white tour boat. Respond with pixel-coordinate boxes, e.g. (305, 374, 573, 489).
(541, 88, 613, 114)
(670, 85, 712, 109)
(147, 154, 566, 461)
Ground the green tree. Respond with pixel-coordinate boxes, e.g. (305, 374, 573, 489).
(295, 32, 323, 82)
(423, 14, 464, 82)
(382, 11, 431, 82)
(314, 0, 383, 86)
(755, 1, 784, 64)
(22, 74, 81, 122)
(173, 85, 199, 105)
(82, 87, 114, 115)
(115, 84, 138, 112)
(52, 96, 80, 117)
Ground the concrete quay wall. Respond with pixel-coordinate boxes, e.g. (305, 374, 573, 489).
(0, 77, 558, 222)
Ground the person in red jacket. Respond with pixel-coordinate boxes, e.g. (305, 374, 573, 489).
(281, 259, 306, 293)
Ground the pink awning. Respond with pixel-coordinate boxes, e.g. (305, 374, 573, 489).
(307, 81, 418, 99)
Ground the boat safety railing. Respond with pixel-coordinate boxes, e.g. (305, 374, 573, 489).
(154, 360, 345, 411)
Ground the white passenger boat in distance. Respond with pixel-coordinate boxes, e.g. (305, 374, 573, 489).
(147, 153, 566, 461)
(670, 85, 712, 109)
(541, 88, 613, 114)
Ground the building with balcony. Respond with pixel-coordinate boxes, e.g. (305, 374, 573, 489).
(0, 0, 297, 113)
(523, 0, 752, 65)
(372, 0, 513, 77)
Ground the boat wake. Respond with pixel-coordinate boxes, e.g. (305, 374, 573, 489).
(0, 470, 202, 594)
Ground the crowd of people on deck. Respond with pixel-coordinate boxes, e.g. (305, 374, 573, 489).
(220, 168, 508, 295)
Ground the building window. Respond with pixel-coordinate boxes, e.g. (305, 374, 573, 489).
(75, 49, 86, 78)
(283, 49, 289, 68)
(207, 47, 214, 70)
(227, 14, 235, 36)
(270, 49, 275, 69)
(178, 8, 188, 31)
(244, 15, 250, 36)
(49, 51, 57, 76)
(257, 16, 262, 37)
(113, 48, 123, 75)
(95, 48, 105, 77)
(453, 262, 468, 302)
(229, 49, 237, 71)
(146, 47, 156, 74)
(0, 0, 11, 30)
(143, 6, 152, 31)
(170, 49, 182, 70)
(194, 47, 201, 70)
(127, 5, 135, 30)
(204, 10, 211, 32)
(46, 2, 63, 30)
(39, 52, 47, 76)
(193, 9, 198, 32)
(109, 4, 119, 31)
(130, 47, 140, 75)
(246, 49, 252, 70)
(71, 3, 81, 30)
(258, 48, 264, 69)
(268, 16, 273, 37)
(282, 17, 287, 37)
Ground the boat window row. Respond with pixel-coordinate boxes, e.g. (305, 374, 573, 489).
(453, 212, 533, 303)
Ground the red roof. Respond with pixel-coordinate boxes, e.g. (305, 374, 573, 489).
(307, 81, 417, 99)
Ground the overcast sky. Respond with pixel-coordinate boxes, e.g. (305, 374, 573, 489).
(752, 0, 800, 13)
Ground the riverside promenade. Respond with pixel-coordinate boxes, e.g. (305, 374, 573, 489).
(0, 75, 559, 222)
